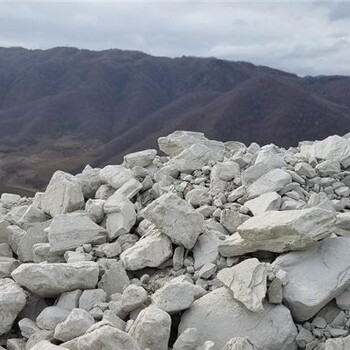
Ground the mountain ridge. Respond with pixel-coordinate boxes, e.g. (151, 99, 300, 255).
(0, 46, 349, 194)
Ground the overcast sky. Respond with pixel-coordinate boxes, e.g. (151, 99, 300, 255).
(0, 1, 350, 76)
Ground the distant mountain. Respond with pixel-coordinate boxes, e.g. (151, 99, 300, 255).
(0, 47, 349, 194)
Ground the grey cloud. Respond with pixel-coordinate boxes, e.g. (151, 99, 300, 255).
(0, 1, 349, 76)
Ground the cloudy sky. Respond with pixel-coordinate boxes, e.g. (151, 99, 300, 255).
(0, 1, 350, 76)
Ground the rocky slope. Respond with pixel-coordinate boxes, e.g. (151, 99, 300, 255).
(0, 130, 350, 349)
(1, 47, 350, 193)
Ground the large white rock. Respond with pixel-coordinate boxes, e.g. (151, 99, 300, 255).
(17, 221, 50, 262)
(105, 194, 136, 240)
(325, 335, 350, 349)
(152, 277, 205, 314)
(48, 213, 106, 253)
(11, 262, 99, 298)
(98, 261, 130, 297)
(171, 144, 223, 173)
(246, 169, 292, 199)
(210, 161, 240, 195)
(36, 306, 70, 330)
(193, 232, 220, 270)
(300, 135, 350, 168)
(244, 192, 281, 216)
(129, 305, 171, 350)
(233, 208, 335, 254)
(75, 165, 102, 199)
(179, 287, 297, 350)
(100, 165, 134, 189)
(54, 308, 95, 342)
(0, 278, 26, 336)
(124, 149, 157, 168)
(217, 258, 268, 313)
(41, 171, 85, 217)
(144, 193, 204, 249)
(121, 229, 173, 270)
(273, 237, 350, 322)
(241, 155, 287, 186)
(61, 325, 141, 350)
(158, 131, 225, 158)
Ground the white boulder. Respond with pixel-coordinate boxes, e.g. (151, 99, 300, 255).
(273, 237, 350, 322)
(11, 262, 99, 298)
(48, 213, 106, 253)
(129, 305, 171, 350)
(41, 171, 85, 217)
(217, 258, 268, 313)
(179, 287, 297, 350)
(0, 278, 26, 336)
(121, 229, 173, 270)
(144, 193, 204, 249)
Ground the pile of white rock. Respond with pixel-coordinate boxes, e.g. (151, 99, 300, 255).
(1, 130, 350, 350)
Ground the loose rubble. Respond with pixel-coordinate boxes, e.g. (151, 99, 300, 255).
(0, 130, 350, 349)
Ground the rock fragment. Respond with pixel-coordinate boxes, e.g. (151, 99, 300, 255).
(144, 193, 204, 249)
(11, 262, 99, 298)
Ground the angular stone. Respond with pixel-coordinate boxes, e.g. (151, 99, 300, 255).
(152, 277, 205, 314)
(32, 243, 64, 263)
(18, 318, 40, 338)
(158, 131, 225, 158)
(171, 143, 223, 173)
(124, 149, 157, 168)
(114, 179, 142, 199)
(218, 258, 268, 313)
(234, 208, 335, 254)
(61, 325, 141, 350)
(17, 221, 50, 262)
(41, 171, 85, 217)
(246, 169, 292, 199)
(193, 232, 220, 270)
(56, 290, 82, 311)
(0, 278, 26, 336)
(12, 262, 99, 298)
(0, 257, 20, 278)
(36, 306, 70, 330)
(144, 193, 204, 249)
(79, 289, 107, 311)
(75, 165, 102, 199)
(54, 308, 95, 342)
(48, 213, 106, 253)
(210, 161, 240, 195)
(220, 210, 249, 234)
(129, 305, 171, 350)
(295, 162, 316, 178)
(316, 160, 341, 177)
(1, 193, 21, 209)
(325, 335, 350, 349)
(185, 187, 211, 208)
(244, 192, 281, 216)
(100, 165, 134, 190)
(85, 199, 105, 223)
(273, 237, 350, 322)
(122, 285, 148, 312)
(121, 229, 173, 270)
(241, 155, 287, 186)
(173, 328, 199, 350)
(98, 261, 130, 298)
(179, 287, 297, 350)
(105, 194, 136, 240)
(300, 135, 350, 168)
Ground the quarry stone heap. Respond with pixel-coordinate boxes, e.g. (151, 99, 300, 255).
(0, 130, 350, 349)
